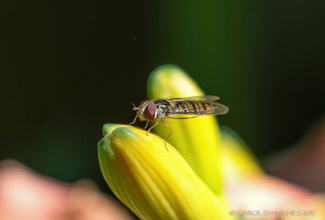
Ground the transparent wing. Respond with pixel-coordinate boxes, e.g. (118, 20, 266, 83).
(167, 102, 229, 119)
(168, 115, 201, 119)
(166, 95, 220, 103)
(201, 102, 229, 115)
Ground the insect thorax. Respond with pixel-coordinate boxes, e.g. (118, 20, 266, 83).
(155, 107, 167, 119)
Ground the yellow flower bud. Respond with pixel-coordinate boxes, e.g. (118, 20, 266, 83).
(147, 64, 224, 196)
(98, 124, 232, 220)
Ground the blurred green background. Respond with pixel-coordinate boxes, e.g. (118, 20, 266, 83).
(1, 1, 325, 194)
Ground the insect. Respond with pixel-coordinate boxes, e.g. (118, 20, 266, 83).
(130, 95, 229, 150)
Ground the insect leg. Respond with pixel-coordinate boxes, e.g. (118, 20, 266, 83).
(130, 111, 140, 125)
(161, 119, 172, 151)
(147, 119, 159, 136)
(143, 120, 149, 129)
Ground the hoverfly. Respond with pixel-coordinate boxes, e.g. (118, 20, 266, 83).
(130, 95, 229, 150)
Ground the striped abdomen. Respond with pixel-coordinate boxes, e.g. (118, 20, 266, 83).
(170, 100, 212, 114)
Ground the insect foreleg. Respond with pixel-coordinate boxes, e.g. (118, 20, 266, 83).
(147, 119, 159, 136)
(143, 120, 149, 129)
(130, 111, 140, 125)
(161, 119, 172, 151)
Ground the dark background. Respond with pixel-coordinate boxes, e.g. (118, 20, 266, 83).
(1, 1, 324, 195)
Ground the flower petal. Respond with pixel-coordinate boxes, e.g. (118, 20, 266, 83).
(220, 127, 263, 181)
(98, 124, 232, 220)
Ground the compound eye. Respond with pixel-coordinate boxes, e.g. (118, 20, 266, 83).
(140, 99, 150, 106)
(143, 102, 156, 121)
